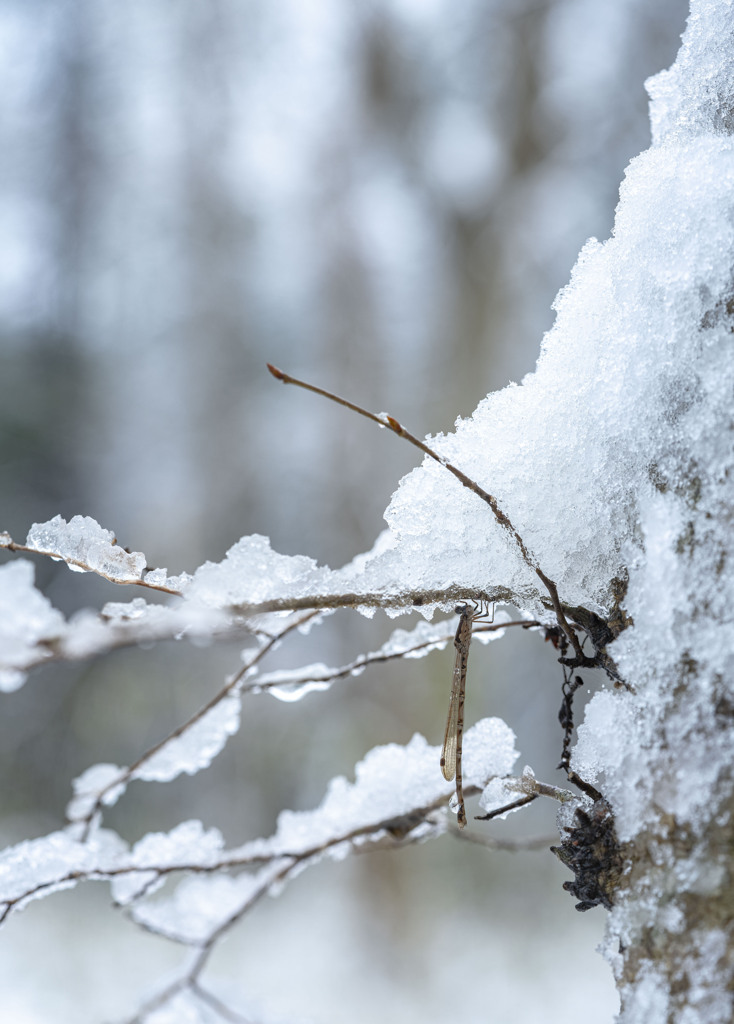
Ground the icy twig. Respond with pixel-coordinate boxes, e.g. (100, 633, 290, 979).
(228, 584, 516, 617)
(4, 721, 522, 924)
(0, 530, 184, 595)
(11, 603, 261, 677)
(0, 802, 445, 928)
(1, 721, 528, 1020)
(475, 770, 577, 822)
(115, 793, 493, 1022)
(246, 616, 539, 696)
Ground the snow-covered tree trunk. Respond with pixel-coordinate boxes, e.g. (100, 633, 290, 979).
(567, 6, 734, 1018)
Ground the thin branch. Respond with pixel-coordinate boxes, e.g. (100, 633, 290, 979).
(4, 803, 442, 926)
(191, 981, 259, 1024)
(267, 364, 584, 658)
(21, 608, 266, 676)
(114, 780, 558, 1022)
(475, 794, 538, 820)
(5, 771, 568, 929)
(229, 585, 517, 617)
(267, 364, 533, 565)
(451, 828, 556, 852)
(0, 535, 184, 596)
(246, 617, 540, 695)
(474, 773, 578, 821)
(123, 977, 189, 1024)
(76, 610, 320, 836)
(7, 581, 530, 679)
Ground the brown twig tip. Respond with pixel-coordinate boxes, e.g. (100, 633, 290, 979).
(267, 363, 286, 381)
(386, 415, 402, 431)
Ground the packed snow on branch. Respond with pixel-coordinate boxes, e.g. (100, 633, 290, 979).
(0, 505, 517, 690)
(0, 561, 65, 691)
(0, 721, 519, 926)
(26, 515, 147, 582)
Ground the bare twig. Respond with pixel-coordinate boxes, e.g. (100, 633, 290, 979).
(229, 585, 516, 617)
(267, 364, 584, 658)
(246, 617, 540, 695)
(451, 828, 556, 852)
(475, 794, 539, 820)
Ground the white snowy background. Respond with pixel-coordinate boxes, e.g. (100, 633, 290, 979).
(0, 1, 690, 1021)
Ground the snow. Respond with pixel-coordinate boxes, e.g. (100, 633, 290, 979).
(26, 515, 147, 582)
(254, 719, 518, 856)
(0, 560, 65, 690)
(648, 0, 734, 143)
(568, 111, 734, 829)
(186, 533, 330, 608)
(131, 695, 242, 782)
(0, 828, 127, 915)
(2, 3, 734, 1019)
(67, 763, 128, 823)
(131, 870, 270, 944)
(356, 125, 734, 621)
(109, 822, 225, 906)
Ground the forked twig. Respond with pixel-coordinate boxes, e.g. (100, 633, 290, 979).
(266, 364, 583, 659)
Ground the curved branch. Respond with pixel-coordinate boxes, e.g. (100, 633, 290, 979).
(267, 365, 584, 657)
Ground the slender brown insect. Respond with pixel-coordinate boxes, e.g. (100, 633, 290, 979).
(441, 601, 494, 829)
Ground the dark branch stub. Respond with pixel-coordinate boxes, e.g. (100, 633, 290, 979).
(550, 798, 623, 912)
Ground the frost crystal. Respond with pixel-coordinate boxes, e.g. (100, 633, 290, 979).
(26, 515, 147, 582)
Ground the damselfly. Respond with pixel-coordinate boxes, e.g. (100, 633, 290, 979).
(440, 601, 494, 828)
